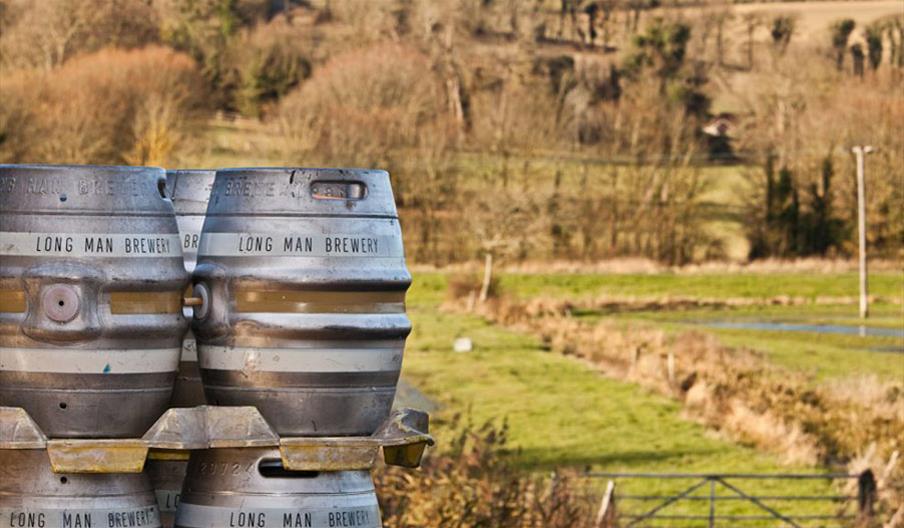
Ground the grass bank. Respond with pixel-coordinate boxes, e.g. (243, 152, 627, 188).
(497, 270, 904, 302)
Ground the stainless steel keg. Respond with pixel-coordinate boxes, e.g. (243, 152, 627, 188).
(164, 169, 215, 407)
(175, 448, 381, 528)
(146, 454, 187, 528)
(0, 164, 188, 437)
(0, 449, 162, 527)
(193, 168, 411, 436)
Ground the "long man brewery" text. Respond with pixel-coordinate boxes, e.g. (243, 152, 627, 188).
(0, 233, 182, 258)
(4, 506, 159, 528)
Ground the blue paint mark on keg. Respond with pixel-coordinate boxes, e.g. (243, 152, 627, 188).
(103, 363, 111, 373)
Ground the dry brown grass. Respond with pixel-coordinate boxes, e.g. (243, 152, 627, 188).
(514, 293, 901, 315)
(375, 418, 594, 528)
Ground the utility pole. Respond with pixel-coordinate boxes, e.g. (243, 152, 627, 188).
(851, 145, 874, 319)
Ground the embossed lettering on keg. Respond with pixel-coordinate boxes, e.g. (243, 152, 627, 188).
(175, 448, 381, 528)
(0, 164, 188, 438)
(0, 449, 162, 528)
(164, 169, 215, 408)
(193, 168, 411, 436)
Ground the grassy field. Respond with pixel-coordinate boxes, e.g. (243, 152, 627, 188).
(491, 270, 903, 380)
(403, 273, 839, 517)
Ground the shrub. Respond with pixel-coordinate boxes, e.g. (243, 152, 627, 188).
(0, 46, 206, 165)
(277, 42, 448, 166)
(375, 419, 593, 528)
(228, 19, 313, 117)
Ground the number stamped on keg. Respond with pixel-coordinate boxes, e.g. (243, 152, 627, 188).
(1, 506, 160, 528)
(175, 505, 380, 528)
(0, 233, 182, 257)
(198, 233, 402, 258)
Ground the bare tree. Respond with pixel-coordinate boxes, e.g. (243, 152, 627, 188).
(741, 12, 763, 70)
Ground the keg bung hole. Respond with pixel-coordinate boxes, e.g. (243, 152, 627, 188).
(60, 476, 68, 484)
(258, 460, 319, 479)
(58, 300, 65, 307)
(311, 181, 366, 200)
(59, 402, 67, 409)
(59, 194, 67, 202)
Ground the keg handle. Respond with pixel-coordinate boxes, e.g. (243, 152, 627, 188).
(183, 283, 209, 319)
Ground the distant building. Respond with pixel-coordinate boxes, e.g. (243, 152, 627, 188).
(702, 113, 737, 138)
(702, 113, 737, 162)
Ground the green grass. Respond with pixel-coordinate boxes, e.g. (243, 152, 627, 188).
(415, 271, 903, 381)
(491, 270, 904, 381)
(498, 270, 904, 301)
(402, 275, 839, 519)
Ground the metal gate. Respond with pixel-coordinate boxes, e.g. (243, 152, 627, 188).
(587, 471, 877, 527)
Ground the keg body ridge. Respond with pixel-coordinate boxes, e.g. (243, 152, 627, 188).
(193, 168, 411, 436)
(0, 164, 188, 437)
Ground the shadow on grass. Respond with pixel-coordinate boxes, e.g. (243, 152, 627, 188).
(508, 446, 727, 471)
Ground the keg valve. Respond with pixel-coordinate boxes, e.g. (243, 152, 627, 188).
(185, 283, 210, 320)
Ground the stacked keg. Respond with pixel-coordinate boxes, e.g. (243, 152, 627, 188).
(0, 164, 182, 525)
(0, 164, 420, 528)
(179, 168, 403, 527)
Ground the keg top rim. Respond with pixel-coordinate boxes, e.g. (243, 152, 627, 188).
(166, 168, 217, 175)
(216, 167, 389, 177)
(0, 163, 165, 173)
(0, 163, 177, 215)
(205, 167, 397, 217)
(165, 169, 216, 214)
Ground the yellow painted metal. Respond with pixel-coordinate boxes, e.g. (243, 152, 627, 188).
(383, 442, 428, 468)
(47, 439, 149, 474)
(234, 289, 405, 314)
(110, 291, 182, 314)
(0, 289, 26, 312)
(147, 448, 190, 461)
(279, 437, 379, 471)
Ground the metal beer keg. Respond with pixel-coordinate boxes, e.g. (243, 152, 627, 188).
(0, 164, 188, 437)
(0, 449, 162, 527)
(164, 169, 215, 407)
(145, 454, 186, 528)
(175, 448, 381, 528)
(193, 168, 411, 436)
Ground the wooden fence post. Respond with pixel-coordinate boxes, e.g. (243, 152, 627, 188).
(594, 480, 617, 528)
(857, 469, 876, 524)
